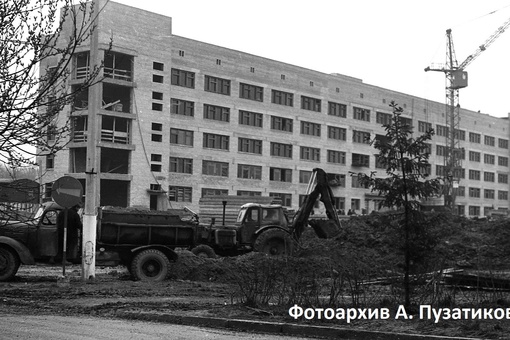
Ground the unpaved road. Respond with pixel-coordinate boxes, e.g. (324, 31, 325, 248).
(0, 315, 322, 340)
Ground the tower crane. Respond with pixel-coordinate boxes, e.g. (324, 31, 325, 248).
(425, 16, 510, 212)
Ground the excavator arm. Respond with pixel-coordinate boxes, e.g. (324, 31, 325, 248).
(291, 168, 342, 240)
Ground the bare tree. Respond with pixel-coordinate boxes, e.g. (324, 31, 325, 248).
(0, 0, 103, 169)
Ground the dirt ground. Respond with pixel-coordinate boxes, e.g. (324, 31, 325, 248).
(0, 255, 507, 339)
(2, 213, 510, 339)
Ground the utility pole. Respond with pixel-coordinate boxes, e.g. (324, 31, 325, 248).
(82, 0, 101, 280)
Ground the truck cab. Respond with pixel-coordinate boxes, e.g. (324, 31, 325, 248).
(0, 202, 63, 281)
(235, 203, 287, 245)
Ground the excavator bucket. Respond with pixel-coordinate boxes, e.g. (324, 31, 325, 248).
(291, 168, 342, 240)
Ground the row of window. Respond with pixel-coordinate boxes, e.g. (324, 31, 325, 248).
(420, 121, 509, 149)
(166, 68, 510, 149)
(168, 185, 293, 207)
(456, 187, 509, 200)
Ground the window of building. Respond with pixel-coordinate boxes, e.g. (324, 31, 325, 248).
(499, 156, 509, 167)
(301, 95, 321, 112)
(300, 146, 320, 161)
(46, 154, 54, 169)
(202, 160, 228, 177)
(418, 121, 432, 133)
(499, 191, 508, 200)
(152, 91, 163, 100)
(270, 142, 292, 158)
(351, 175, 369, 188)
(300, 121, 321, 137)
(152, 102, 163, 111)
(327, 150, 346, 164)
(484, 171, 495, 182)
(271, 90, 293, 106)
(151, 164, 162, 172)
(455, 129, 466, 141)
(203, 133, 229, 150)
(271, 116, 293, 132)
(168, 186, 192, 202)
(469, 132, 481, 143)
(328, 102, 346, 117)
(237, 164, 262, 180)
(353, 107, 370, 122)
(457, 186, 465, 197)
(436, 165, 446, 177)
(484, 154, 495, 165)
(171, 68, 195, 88)
(153, 62, 164, 71)
(498, 173, 508, 183)
(299, 170, 312, 184)
(238, 137, 262, 154)
(170, 128, 194, 146)
(469, 151, 481, 162)
(375, 155, 385, 169)
(171, 98, 194, 116)
(499, 138, 509, 149)
(468, 206, 480, 216)
(327, 126, 347, 141)
(484, 135, 495, 146)
(151, 123, 162, 142)
(239, 83, 263, 101)
(436, 125, 449, 137)
(376, 112, 392, 125)
(351, 199, 361, 211)
(237, 190, 261, 196)
(178, 50, 185, 57)
(468, 169, 480, 180)
(353, 130, 371, 144)
(151, 154, 162, 162)
(270, 167, 292, 182)
(204, 75, 231, 95)
(152, 74, 163, 83)
(216, 59, 221, 65)
(328, 173, 346, 187)
(170, 157, 193, 174)
(47, 124, 57, 142)
(436, 145, 447, 157)
(469, 187, 481, 198)
(203, 104, 230, 122)
(484, 189, 495, 199)
(202, 188, 228, 197)
(239, 110, 262, 127)
(269, 192, 292, 207)
(352, 153, 370, 167)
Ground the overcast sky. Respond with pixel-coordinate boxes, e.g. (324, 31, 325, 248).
(114, 0, 510, 118)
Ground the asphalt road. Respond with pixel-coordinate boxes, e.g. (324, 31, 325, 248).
(0, 314, 321, 340)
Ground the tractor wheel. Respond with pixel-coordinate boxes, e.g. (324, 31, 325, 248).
(0, 246, 20, 282)
(191, 244, 217, 258)
(130, 249, 170, 282)
(253, 229, 295, 256)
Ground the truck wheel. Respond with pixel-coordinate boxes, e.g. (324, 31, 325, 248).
(191, 245, 217, 258)
(130, 249, 170, 282)
(0, 246, 20, 282)
(254, 229, 294, 256)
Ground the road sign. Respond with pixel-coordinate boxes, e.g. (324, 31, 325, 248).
(52, 176, 83, 208)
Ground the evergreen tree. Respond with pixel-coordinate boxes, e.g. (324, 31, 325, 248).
(352, 101, 442, 308)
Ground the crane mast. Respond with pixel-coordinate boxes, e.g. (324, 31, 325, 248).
(425, 15, 510, 212)
(425, 29, 464, 211)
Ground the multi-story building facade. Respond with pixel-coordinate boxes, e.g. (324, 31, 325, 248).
(38, 1, 510, 217)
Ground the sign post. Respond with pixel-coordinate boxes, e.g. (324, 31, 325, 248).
(52, 176, 83, 278)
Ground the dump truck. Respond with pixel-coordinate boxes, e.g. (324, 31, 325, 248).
(190, 168, 342, 257)
(0, 202, 206, 282)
